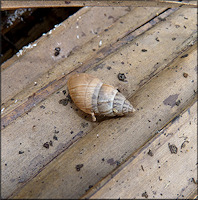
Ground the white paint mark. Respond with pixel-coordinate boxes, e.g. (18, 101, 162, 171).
(1, 108, 5, 113)
(99, 40, 102, 47)
(48, 30, 52, 35)
(54, 23, 61, 28)
(16, 42, 37, 57)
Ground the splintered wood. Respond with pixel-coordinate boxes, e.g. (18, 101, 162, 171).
(1, 5, 197, 199)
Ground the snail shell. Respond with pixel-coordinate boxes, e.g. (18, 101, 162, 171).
(67, 73, 135, 121)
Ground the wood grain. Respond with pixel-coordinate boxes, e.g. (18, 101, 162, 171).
(1, 6, 130, 97)
(8, 43, 197, 199)
(1, 0, 197, 10)
(1, 6, 197, 200)
(1, 7, 169, 129)
(1, 7, 197, 199)
(82, 101, 197, 199)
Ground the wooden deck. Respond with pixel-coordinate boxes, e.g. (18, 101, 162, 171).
(1, 4, 197, 199)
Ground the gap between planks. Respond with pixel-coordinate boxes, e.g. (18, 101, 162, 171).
(8, 42, 197, 199)
(81, 100, 197, 199)
(2, 7, 197, 199)
(1, 8, 179, 130)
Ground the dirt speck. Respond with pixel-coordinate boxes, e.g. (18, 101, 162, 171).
(76, 164, 84, 171)
(54, 47, 61, 56)
(49, 140, 53, 146)
(142, 191, 148, 198)
(107, 66, 112, 70)
(181, 141, 189, 149)
(40, 105, 45, 109)
(155, 37, 160, 42)
(192, 178, 198, 184)
(181, 54, 188, 58)
(175, 100, 181, 106)
(62, 90, 67, 95)
(85, 185, 93, 192)
(81, 122, 88, 128)
(117, 73, 127, 82)
(54, 130, 59, 134)
(53, 135, 58, 140)
(32, 125, 36, 131)
(65, 1, 71, 4)
(168, 143, 178, 154)
(183, 72, 188, 78)
(59, 98, 69, 106)
(147, 149, 154, 157)
(43, 142, 49, 149)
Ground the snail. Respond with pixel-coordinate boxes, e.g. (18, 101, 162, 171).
(67, 73, 135, 121)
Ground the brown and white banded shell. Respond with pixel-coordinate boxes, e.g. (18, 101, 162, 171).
(67, 73, 135, 121)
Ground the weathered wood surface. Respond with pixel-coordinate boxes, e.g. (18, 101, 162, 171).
(9, 46, 197, 199)
(1, 6, 197, 200)
(1, 6, 130, 97)
(82, 101, 197, 199)
(1, 8, 169, 128)
(1, 0, 197, 10)
(8, 38, 197, 199)
(2, 6, 197, 129)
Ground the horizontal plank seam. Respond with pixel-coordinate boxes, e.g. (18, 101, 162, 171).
(82, 97, 197, 198)
(8, 45, 198, 198)
(1, 8, 178, 130)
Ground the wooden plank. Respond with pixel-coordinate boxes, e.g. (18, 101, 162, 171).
(1, 6, 169, 198)
(8, 42, 197, 199)
(1, 7, 169, 129)
(1, 7, 197, 199)
(82, 101, 197, 199)
(3, 6, 197, 129)
(1, 6, 133, 102)
(1, 0, 197, 10)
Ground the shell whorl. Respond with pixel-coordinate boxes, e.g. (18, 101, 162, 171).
(67, 73, 135, 118)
